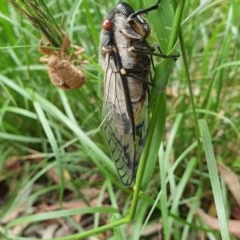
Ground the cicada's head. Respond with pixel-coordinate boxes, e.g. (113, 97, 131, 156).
(115, 2, 151, 39)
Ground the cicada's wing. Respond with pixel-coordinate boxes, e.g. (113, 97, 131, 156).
(102, 49, 150, 186)
(102, 52, 136, 186)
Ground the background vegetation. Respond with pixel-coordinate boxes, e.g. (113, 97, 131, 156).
(0, 0, 239, 239)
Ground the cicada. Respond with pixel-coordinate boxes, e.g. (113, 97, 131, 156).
(100, 0, 176, 186)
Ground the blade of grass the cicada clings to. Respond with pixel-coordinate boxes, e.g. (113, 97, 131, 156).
(100, 0, 178, 187)
(139, 0, 179, 190)
(146, 0, 178, 97)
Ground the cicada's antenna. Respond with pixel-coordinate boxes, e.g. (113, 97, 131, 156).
(127, 0, 161, 21)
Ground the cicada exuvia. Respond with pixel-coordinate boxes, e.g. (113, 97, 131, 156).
(100, 0, 177, 186)
(40, 34, 87, 90)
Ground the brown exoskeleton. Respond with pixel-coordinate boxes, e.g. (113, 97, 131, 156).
(39, 34, 87, 90)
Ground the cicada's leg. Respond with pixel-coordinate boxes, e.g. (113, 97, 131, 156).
(128, 45, 180, 59)
(127, 0, 162, 20)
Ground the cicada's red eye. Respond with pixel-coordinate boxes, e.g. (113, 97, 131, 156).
(102, 18, 113, 31)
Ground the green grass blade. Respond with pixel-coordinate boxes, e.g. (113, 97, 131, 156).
(198, 119, 230, 240)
